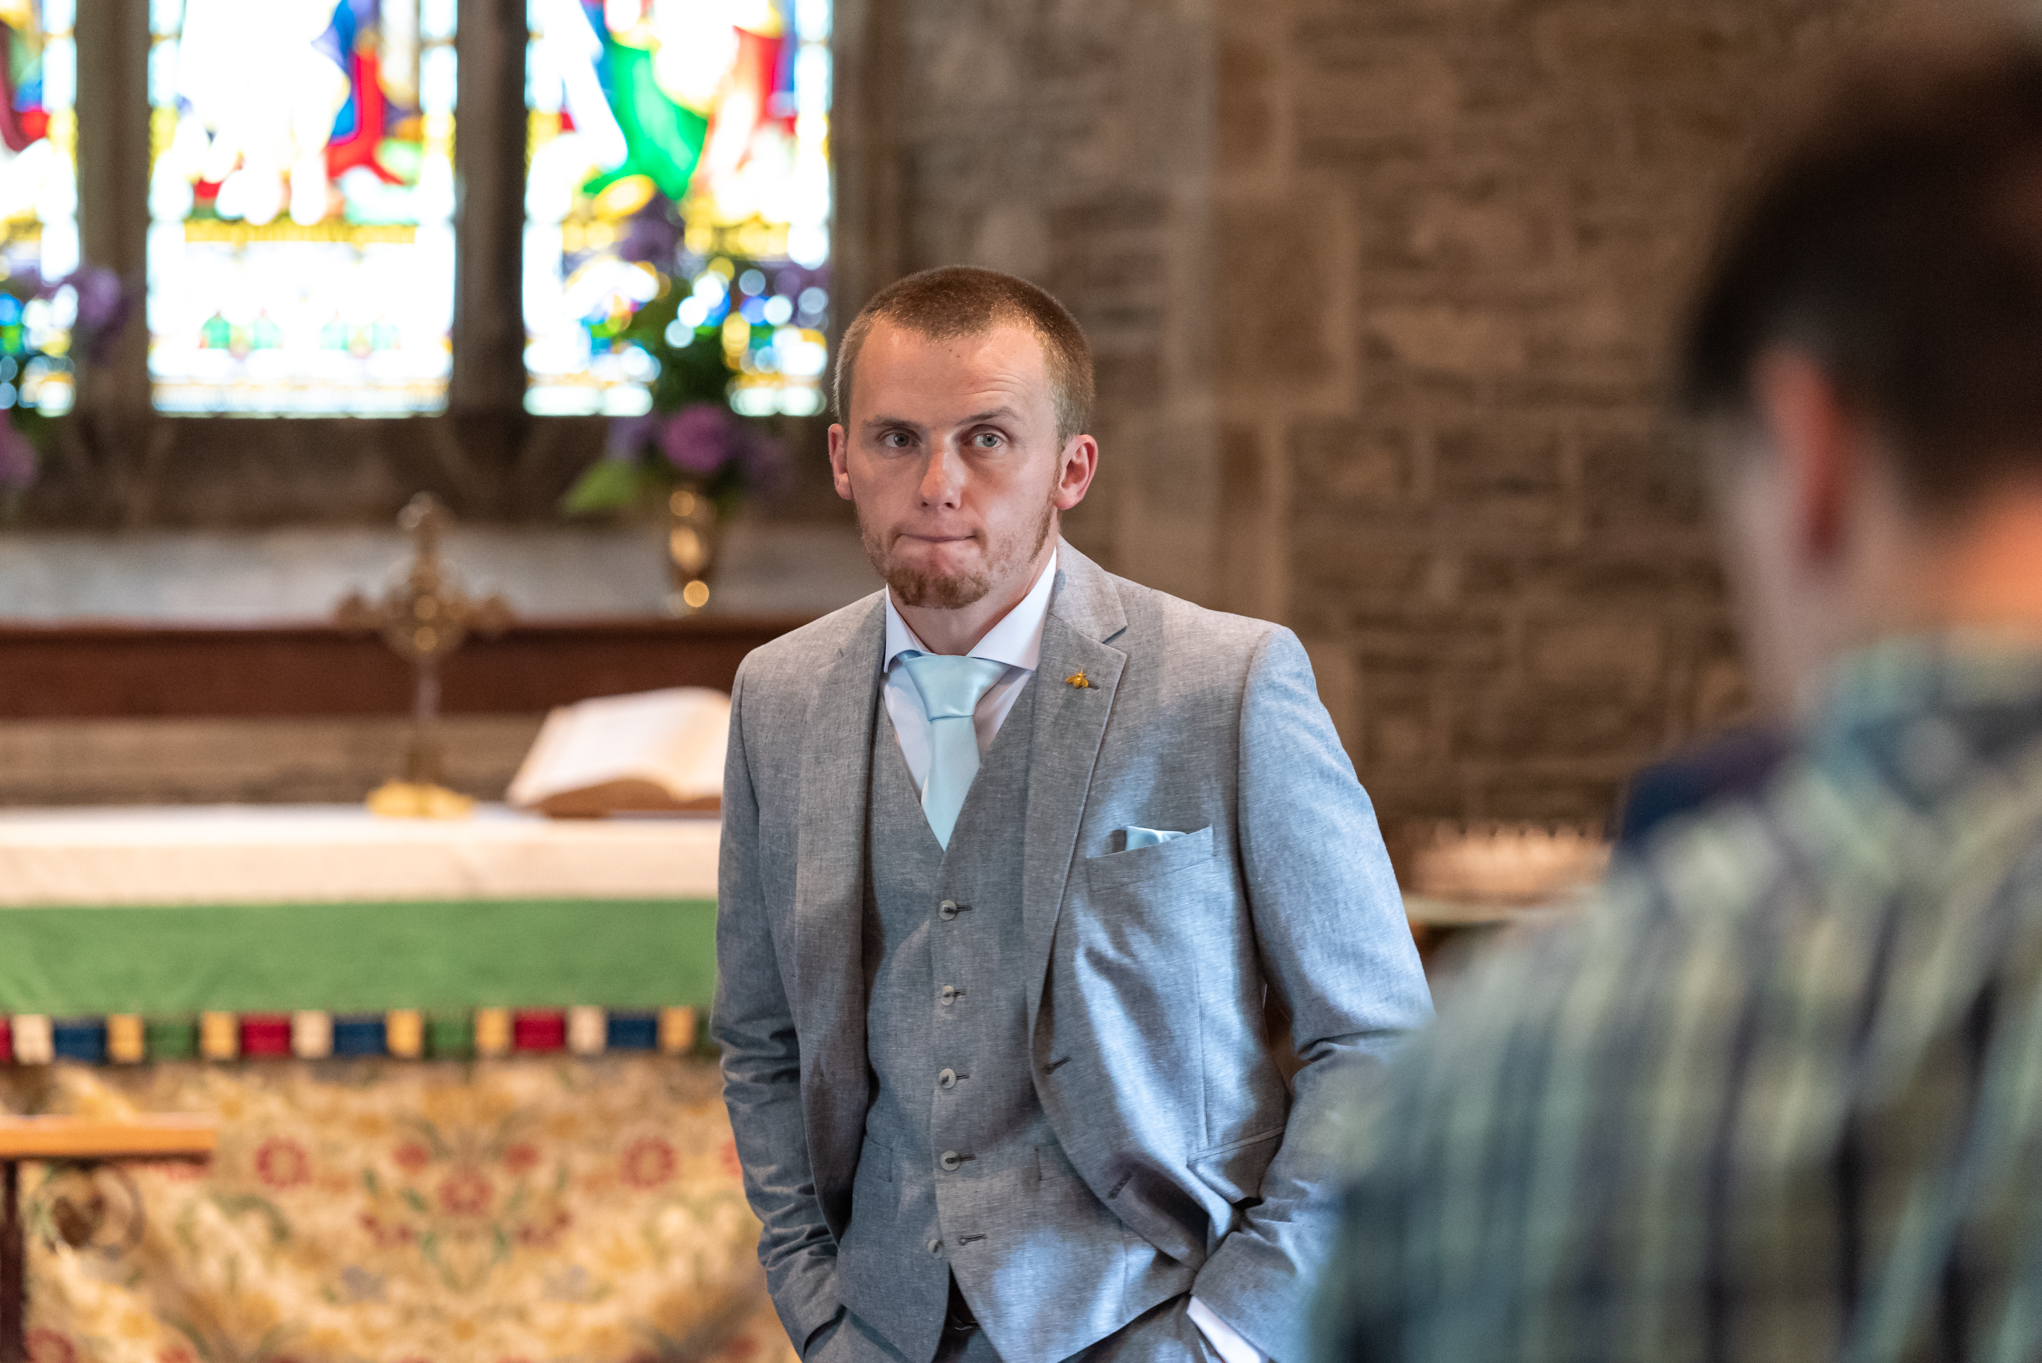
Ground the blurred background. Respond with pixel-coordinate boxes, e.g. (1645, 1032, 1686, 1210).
(0, 0, 1916, 846)
(0, 4, 1943, 1358)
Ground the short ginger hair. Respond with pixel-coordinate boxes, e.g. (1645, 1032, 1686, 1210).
(832, 267, 1096, 443)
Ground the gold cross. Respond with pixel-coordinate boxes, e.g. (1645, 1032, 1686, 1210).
(336, 494, 512, 809)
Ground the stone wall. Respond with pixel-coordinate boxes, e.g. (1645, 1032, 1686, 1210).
(856, 0, 1901, 839)
(1232, 0, 1905, 833)
(840, 0, 1223, 603)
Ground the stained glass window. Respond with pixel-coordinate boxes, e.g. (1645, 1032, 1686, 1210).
(0, 0, 79, 417)
(523, 0, 831, 418)
(145, 0, 458, 414)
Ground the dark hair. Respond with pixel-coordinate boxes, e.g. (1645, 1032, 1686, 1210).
(1679, 30, 2042, 506)
(833, 267, 1096, 443)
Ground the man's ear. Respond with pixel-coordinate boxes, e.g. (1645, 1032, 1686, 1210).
(827, 423, 854, 502)
(1752, 351, 1859, 564)
(1054, 433, 1100, 511)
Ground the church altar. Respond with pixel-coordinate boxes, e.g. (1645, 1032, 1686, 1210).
(0, 804, 719, 905)
(0, 805, 794, 1363)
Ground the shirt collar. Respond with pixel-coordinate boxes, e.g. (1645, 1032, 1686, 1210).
(1801, 630, 2042, 808)
(1810, 631, 2042, 737)
(883, 549, 1058, 673)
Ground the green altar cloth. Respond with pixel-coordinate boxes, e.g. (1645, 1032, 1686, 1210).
(0, 898, 719, 1015)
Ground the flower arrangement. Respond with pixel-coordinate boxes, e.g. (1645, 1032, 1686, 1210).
(0, 261, 133, 512)
(560, 255, 791, 520)
(562, 394, 789, 519)
(558, 250, 799, 614)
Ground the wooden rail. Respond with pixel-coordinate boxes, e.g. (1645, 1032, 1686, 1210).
(0, 1115, 217, 1363)
(0, 1115, 217, 1161)
(0, 616, 807, 719)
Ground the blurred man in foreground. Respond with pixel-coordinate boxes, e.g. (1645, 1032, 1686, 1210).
(1323, 32, 2042, 1363)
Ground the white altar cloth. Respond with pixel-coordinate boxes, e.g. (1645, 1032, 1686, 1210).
(0, 804, 721, 906)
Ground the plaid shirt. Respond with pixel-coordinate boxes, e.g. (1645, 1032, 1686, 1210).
(1323, 636, 2042, 1363)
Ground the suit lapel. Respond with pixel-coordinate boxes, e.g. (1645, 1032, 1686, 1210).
(792, 596, 884, 1229)
(1020, 545, 1129, 1036)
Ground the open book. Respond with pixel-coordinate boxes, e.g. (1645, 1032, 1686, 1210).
(506, 687, 730, 818)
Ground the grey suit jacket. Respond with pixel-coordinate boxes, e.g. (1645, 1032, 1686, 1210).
(713, 543, 1431, 1363)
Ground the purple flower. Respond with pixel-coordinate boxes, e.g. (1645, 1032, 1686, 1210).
(604, 411, 659, 460)
(0, 420, 36, 491)
(64, 266, 127, 333)
(656, 402, 791, 497)
(43, 265, 134, 367)
(659, 402, 747, 477)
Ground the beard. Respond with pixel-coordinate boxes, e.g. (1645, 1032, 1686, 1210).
(859, 494, 1057, 610)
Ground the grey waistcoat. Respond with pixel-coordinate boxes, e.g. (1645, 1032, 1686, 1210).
(835, 683, 1183, 1363)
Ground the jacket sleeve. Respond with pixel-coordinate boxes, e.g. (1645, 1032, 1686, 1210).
(712, 663, 844, 1353)
(1190, 627, 1434, 1362)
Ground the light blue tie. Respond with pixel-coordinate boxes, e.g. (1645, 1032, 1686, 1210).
(898, 652, 1009, 849)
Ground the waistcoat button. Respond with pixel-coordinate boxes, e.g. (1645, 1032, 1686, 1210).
(940, 985, 958, 1004)
(928, 1239, 943, 1255)
(939, 1150, 962, 1172)
(938, 1067, 957, 1089)
(938, 900, 959, 920)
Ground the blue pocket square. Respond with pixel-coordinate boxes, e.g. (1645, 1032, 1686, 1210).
(1123, 827, 1188, 849)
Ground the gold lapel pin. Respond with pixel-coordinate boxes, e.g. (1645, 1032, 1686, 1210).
(1065, 670, 1092, 689)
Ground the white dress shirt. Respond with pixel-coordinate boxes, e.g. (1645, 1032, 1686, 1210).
(881, 550, 1058, 791)
(879, 549, 1269, 1363)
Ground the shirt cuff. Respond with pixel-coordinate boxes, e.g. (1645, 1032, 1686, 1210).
(1188, 1296, 1270, 1363)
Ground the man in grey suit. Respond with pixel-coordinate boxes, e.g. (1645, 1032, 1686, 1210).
(713, 266, 1430, 1363)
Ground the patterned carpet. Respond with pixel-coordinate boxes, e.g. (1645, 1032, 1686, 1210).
(0, 1055, 796, 1363)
